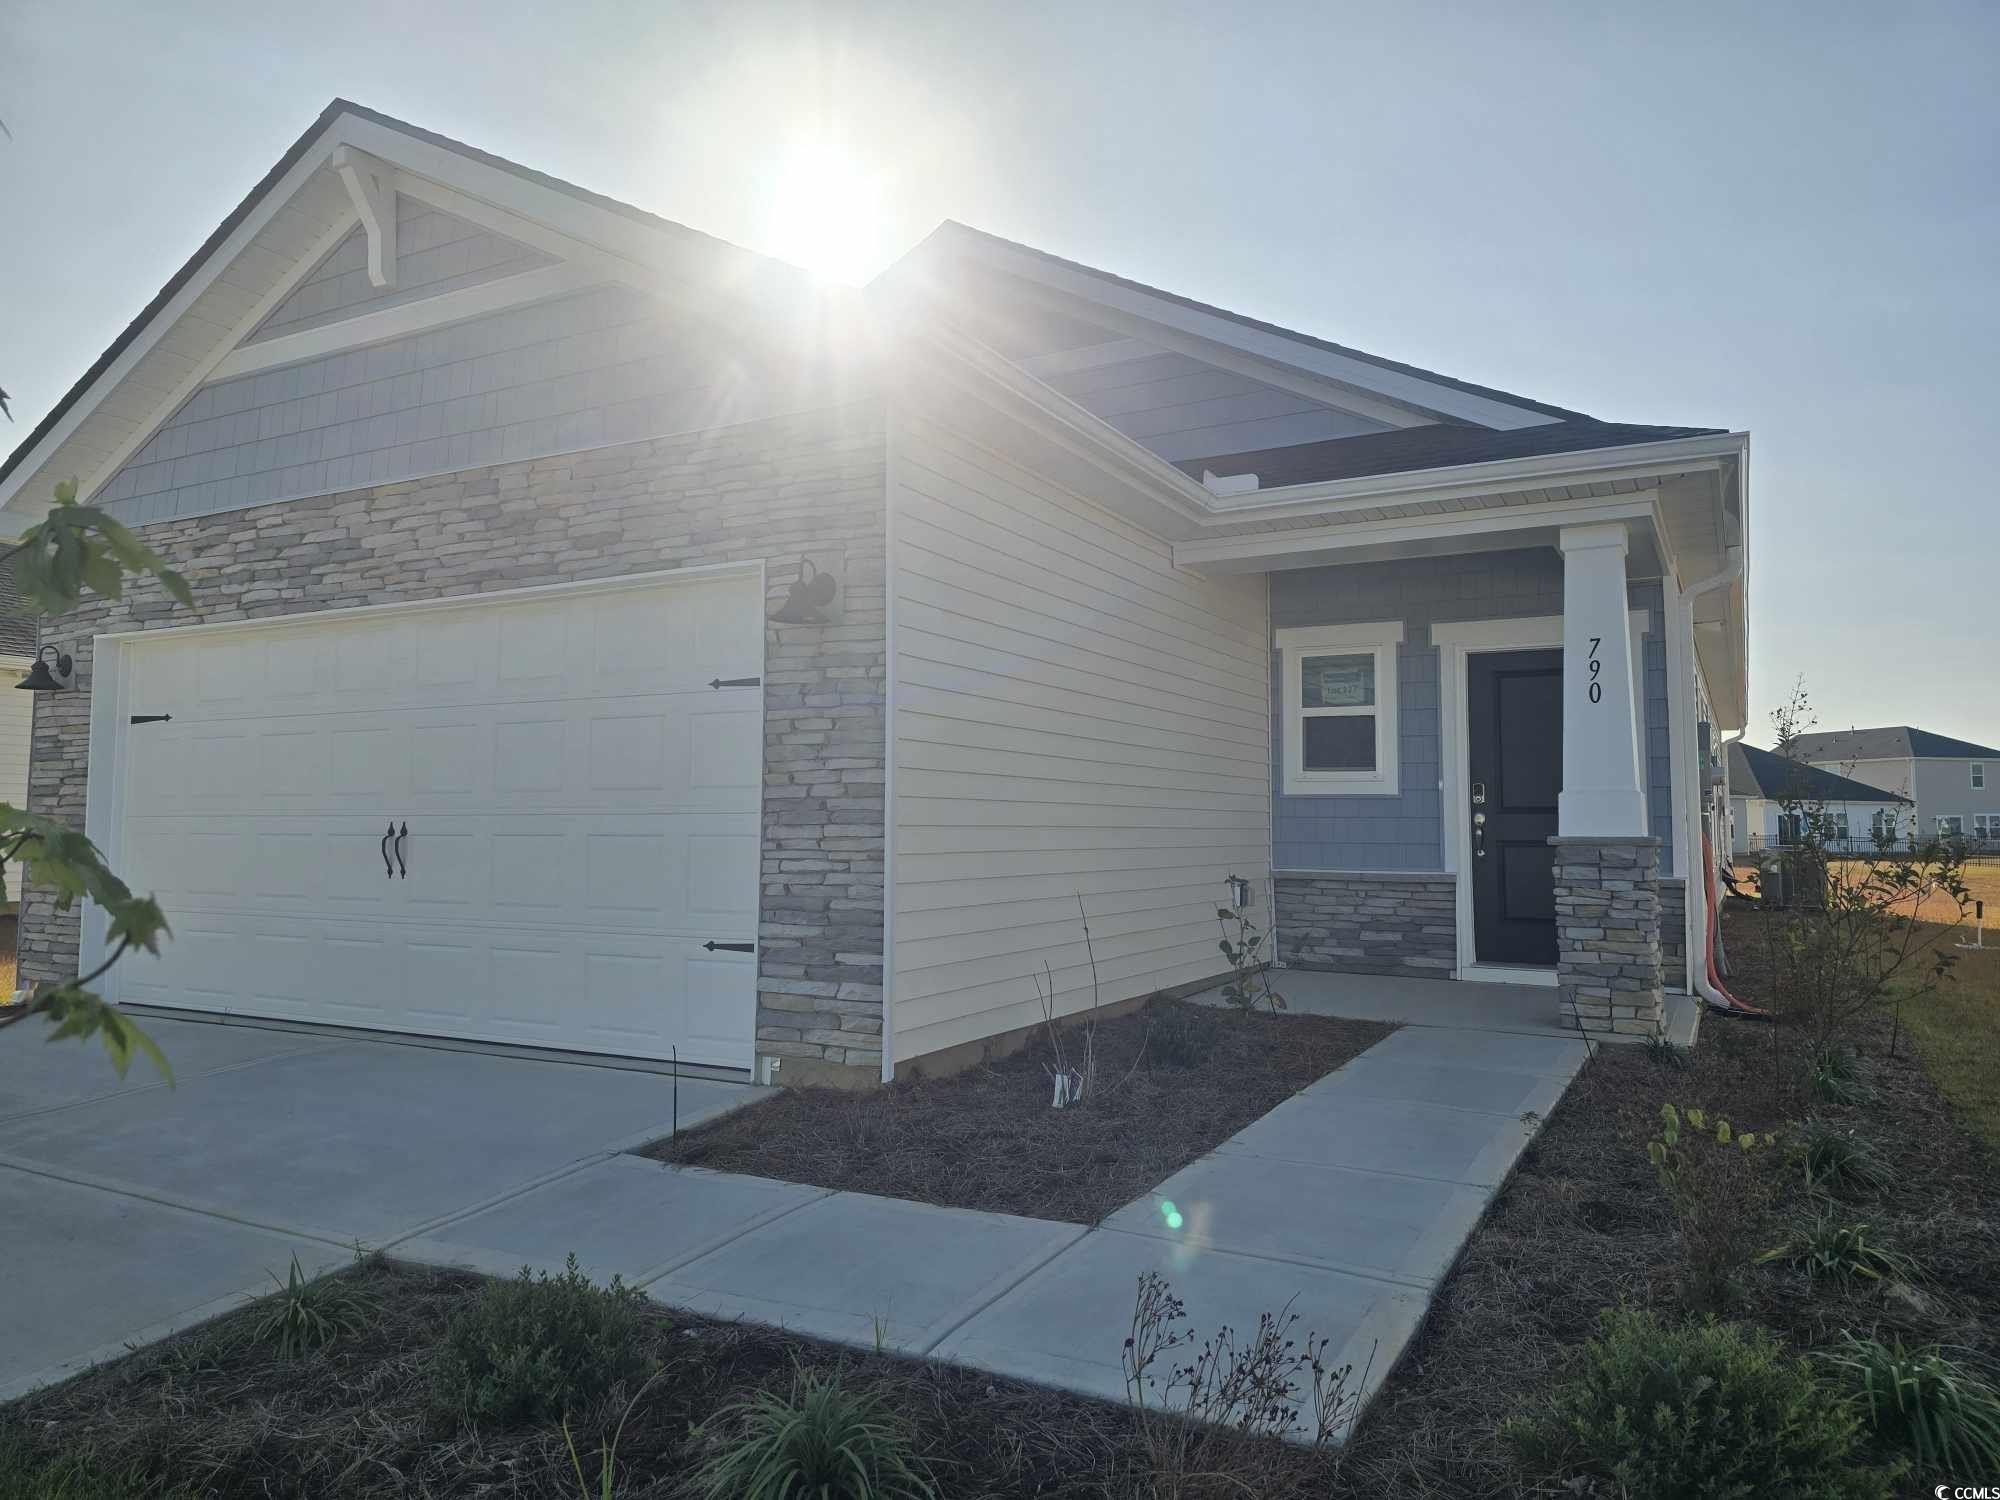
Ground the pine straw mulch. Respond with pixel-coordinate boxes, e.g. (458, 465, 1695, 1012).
(1, 1258, 1354, 1500)
(1329, 902, 2000, 1498)
(643, 997, 1395, 1224)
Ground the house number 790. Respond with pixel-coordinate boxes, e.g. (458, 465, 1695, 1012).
(1587, 637, 1603, 703)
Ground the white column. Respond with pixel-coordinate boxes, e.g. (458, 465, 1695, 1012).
(1558, 522, 1649, 836)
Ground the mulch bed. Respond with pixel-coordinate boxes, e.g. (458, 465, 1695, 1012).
(1327, 902, 2000, 1498)
(642, 998, 1395, 1224)
(2, 1258, 1347, 1499)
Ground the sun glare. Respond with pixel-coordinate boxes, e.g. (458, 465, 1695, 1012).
(763, 140, 889, 285)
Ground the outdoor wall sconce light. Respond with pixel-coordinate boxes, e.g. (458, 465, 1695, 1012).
(1225, 874, 1252, 910)
(15, 645, 73, 693)
(769, 556, 840, 624)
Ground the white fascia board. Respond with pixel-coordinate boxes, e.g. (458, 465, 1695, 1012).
(1194, 430, 1752, 528)
(941, 226, 1564, 431)
(0, 139, 351, 519)
(210, 261, 605, 381)
(906, 320, 1216, 528)
(1174, 494, 1657, 571)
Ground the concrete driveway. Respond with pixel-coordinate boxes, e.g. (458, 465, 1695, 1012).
(0, 1015, 754, 1399)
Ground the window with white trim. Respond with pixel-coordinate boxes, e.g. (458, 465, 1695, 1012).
(1973, 762, 1986, 790)
(1277, 621, 1403, 796)
(1871, 808, 1901, 842)
(1937, 815, 1965, 837)
(1822, 810, 1850, 843)
(1974, 813, 2000, 841)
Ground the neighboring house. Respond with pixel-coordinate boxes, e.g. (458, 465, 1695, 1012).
(1726, 741, 1909, 856)
(0, 101, 1751, 1074)
(1788, 726, 2000, 847)
(0, 550, 38, 906)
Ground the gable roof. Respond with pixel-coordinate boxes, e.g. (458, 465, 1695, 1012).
(1729, 742, 1909, 804)
(1, 100, 809, 519)
(1788, 727, 2000, 763)
(924, 222, 1598, 424)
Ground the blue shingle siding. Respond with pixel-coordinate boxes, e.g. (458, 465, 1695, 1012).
(95, 286, 798, 526)
(1270, 550, 1675, 874)
(246, 199, 555, 343)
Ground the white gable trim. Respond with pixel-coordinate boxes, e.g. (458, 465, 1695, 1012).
(331, 146, 398, 288)
(210, 261, 605, 381)
(937, 225, 1564, 432)
(54, 211, 363, 521)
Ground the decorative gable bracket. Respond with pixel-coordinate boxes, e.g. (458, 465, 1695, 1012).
(331, 145, 397, 288)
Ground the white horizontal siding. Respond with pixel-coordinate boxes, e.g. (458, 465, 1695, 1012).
(890, 414, 1270, 1063)
(0, 662, 31, 902)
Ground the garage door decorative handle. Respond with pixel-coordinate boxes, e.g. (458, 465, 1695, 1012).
(703, 941, 755, 953)
(708, 676, 760, 689)
(394, 822, 408, 878)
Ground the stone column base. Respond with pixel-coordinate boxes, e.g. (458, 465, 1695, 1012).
(1550, 835, 1663, 1038)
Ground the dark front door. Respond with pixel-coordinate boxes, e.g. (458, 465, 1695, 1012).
(1468, 649, 1563, 966)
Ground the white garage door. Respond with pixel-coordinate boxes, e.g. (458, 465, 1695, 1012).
(102, 570, 763, 1068)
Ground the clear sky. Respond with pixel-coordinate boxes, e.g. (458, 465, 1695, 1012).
(3, 1, 1994, 749)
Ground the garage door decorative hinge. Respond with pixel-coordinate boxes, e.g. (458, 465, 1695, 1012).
(129, 713, 172, 725)
(708, 676, 760, 689)
(702, 941, 755, 953)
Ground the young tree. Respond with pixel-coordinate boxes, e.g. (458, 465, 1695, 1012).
(0, 480, 191, 1077)
(1752, 682, 1968, 1097)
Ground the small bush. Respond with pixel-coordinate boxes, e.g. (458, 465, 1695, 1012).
(1144, 1002, 1217, 1069)
(1648, 1103, 1778, 1310)
(1642, 1032, 1689, 1070)
(690, 1366, 936, 1500)
(434, 1254, 652, 1426)
(1820, 1333, 2000, 1475)
(1798, 1120, 1892, 1197)
(1760, 1211, 1919, 1284)
(1503, 1308, 1901, 1499)
(251, 1255, 375, 1359)
(1811, 1046, 1872, 1104)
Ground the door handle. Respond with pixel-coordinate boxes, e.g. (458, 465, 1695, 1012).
(703, 941, 756, 953)
(394, 821, 408, 878)
(1473, 810, 1487, 860)
(381, 821, 396, 878)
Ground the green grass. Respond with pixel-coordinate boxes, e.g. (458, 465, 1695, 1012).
(1901, 941, 2000, 1153)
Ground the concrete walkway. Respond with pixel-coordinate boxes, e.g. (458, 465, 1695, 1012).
(5, 986, 1591, 1427)
(0, 1016, 756, 1401)
(402, 1011, 1590, 1416)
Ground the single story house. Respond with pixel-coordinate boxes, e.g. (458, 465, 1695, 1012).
(1726, 740, 1909, 855)
(1787, 726, 2000, 846)
(1, 101, 1750, 1080)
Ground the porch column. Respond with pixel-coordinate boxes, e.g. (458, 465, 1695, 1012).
(1552, 522, 1664, 1039)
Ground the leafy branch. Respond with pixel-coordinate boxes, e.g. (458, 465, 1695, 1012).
(0, 478, 193, 1078)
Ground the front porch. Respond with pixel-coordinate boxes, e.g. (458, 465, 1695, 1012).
(1173, 458, 1748, 1043)
(1261, 968, 1703, 1048)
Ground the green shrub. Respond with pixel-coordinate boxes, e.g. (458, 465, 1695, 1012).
(690, 1366, 936, 1500)
(1760, 1211, 1919, 1284)
(434, 1254, 652, 1426)
(1798, 1121, 1892, 1197)
(0, 1434, 184, 1499)
(1145, 1002, 1217, 1069)
(251, 1255, 375, 1359)
(1503, 1308, 1901, 1499)
(1820, 1333, 2000, 1475)
(1811, 1045, 1872, 1104)
(1647, 1103, 1778, 1311)
(1642, 1032, 1690, 1070)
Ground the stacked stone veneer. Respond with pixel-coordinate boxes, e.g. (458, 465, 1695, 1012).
(1275, 873, 1456, 977)
(19, 404, 889, 1077)
(1552, 836, 1664, 1037)
(1658, 878, 1688, 992)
